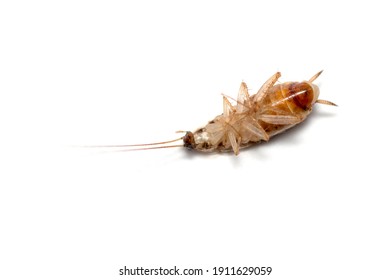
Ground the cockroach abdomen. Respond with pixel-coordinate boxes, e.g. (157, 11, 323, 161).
(289, 82, 314, 111)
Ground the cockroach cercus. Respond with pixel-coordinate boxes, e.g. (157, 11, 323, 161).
(89, 71, 336, 155)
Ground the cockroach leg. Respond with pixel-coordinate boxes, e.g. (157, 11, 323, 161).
(253, 72, 281, 103)
(223, 96, 235, 117)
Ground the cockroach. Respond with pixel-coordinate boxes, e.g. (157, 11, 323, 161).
(90, 71, 336, 155)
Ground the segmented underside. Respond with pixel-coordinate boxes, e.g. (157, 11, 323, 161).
(202, 72, 307, 154)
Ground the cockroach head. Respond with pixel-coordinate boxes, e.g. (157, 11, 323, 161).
(183, 131, 195, 149)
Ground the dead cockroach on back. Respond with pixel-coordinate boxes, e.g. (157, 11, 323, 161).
(88, 71, 336, 155)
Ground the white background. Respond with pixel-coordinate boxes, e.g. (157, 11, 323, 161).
(1, 1, 389, 280)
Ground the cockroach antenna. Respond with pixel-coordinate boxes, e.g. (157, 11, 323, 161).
(82, 134, 185, 151)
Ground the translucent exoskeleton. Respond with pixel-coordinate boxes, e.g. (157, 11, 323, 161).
(87, 71, 336, 155)
(181, 70, 336, 155)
